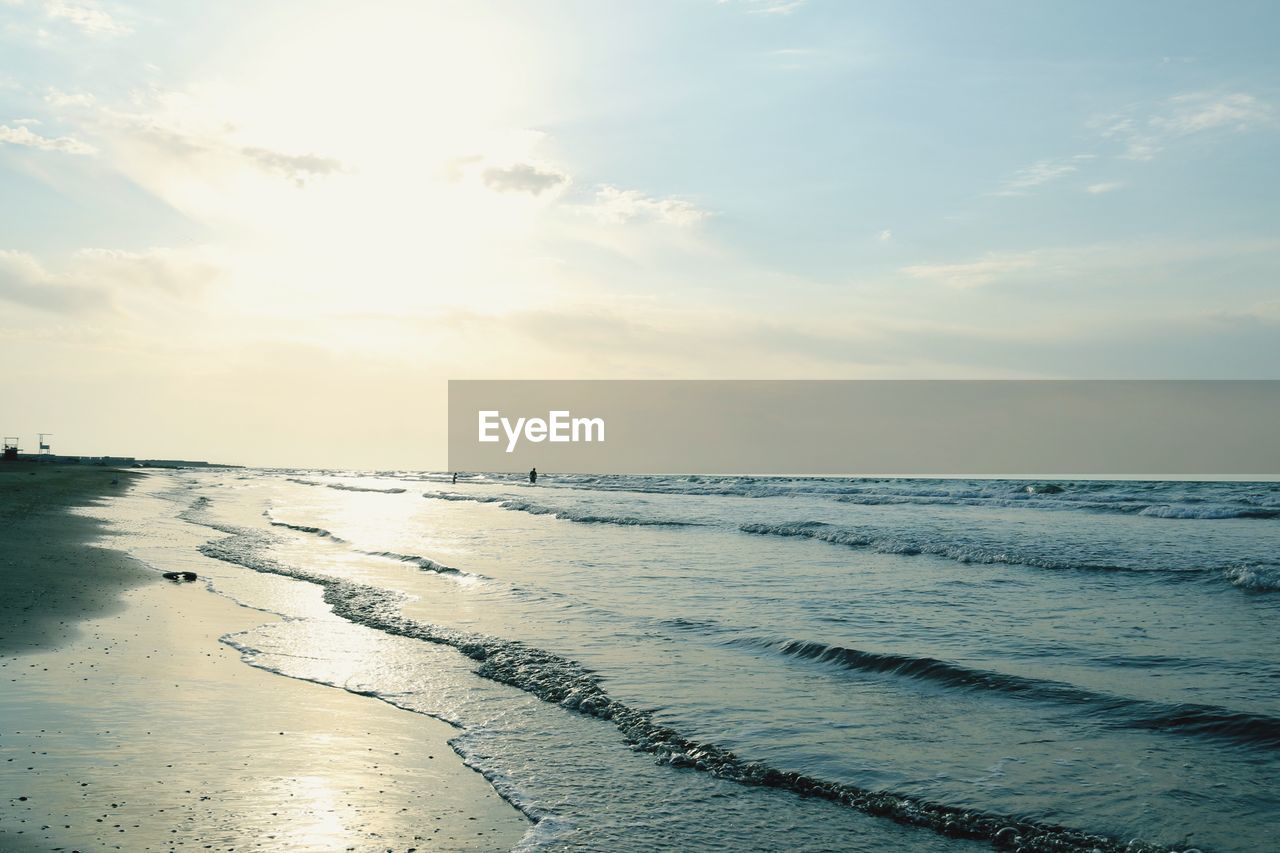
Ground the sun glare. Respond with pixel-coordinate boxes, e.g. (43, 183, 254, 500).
(152, 4, 561, 321)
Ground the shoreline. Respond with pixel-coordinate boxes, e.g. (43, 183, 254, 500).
(0, 464, 529, 851)
(0, 463, 151, 655)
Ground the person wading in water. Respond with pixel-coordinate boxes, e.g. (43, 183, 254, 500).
(529, 467, 537, 485)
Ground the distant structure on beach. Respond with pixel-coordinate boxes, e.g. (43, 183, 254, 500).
(0, 429, 236, 467)
(23, 454, 232, 468)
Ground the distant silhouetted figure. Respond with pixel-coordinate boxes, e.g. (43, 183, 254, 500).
(529, 467, 537, 485)
(452, 473, 457, 485)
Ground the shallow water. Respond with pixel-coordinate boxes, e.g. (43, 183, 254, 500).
(86, 471, 1280, 851)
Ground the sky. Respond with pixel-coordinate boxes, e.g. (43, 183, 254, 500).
(1, 0, 1277, 468)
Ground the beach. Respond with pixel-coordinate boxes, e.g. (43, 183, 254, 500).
(3, 464, 1277, 852)
(0, 465, 150, 656)
(0, 464, 527, 852)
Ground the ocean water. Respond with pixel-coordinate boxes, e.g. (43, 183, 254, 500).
(90, 471, 1280, 851)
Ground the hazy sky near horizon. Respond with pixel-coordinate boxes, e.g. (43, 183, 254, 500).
(2, 1, 1278, 468)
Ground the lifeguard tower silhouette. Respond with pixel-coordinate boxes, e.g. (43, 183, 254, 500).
(2, 436, 19, 461)
(38, 433, 52, 455)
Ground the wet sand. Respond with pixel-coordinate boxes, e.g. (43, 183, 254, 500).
(0, 464, 150, 655)
(0, 464, 529, 851)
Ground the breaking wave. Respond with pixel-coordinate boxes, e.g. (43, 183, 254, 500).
(510, 474, 1280, 521)
(739, 521, 1132, 572)
(738, 521, 1277, 593)
(358, 549, 467, 577)
(423, 492, 703, 527)
(1223, 564, 1280, 592)
(183, 500, 1171, 853)
(263, 509, 474, 578)
(287, 477, 407, 494)
(730, 636, 1280, 749)
(266, 518, 347, 542)
(1138, 505, 1280, 520)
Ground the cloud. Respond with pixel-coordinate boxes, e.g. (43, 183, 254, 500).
(1086, 181, 1124, 194)
(590, 185, 710, 226)
(1094, 92, 1273, 161)
(0, 123, 95, 154)
(754, 311, 1280, 379)
(70, 248, 220, 296)
(877, 229, 893, 242)
(45, 87, 96, 107)
(994, 155, 1092, 196)
(0, 250, 109, 313)
(445, 155, 569, 196)
(481, 162, 569, 195)
(0, 247, 218, 314)
(1154, 92, 1273, 135)
(42, 0, 129, 36)
(719, 0, 806, 14)
(240, 147, 345, 186)
(901, 237, 1280, 291)
(902, 254, 1037, 289)
(97, 107, 346, 187)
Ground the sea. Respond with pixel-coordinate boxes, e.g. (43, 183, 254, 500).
(86, 469, 1280, 852)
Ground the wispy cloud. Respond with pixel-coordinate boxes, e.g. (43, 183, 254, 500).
(43, 0, 129, 37)
(95, 105, 345, 187)
(993, 155, 1092, 196)
(0, 122, 95, 154)
(0, 246, 217, 313)
(590, 186, 710, 226)
(1003, 92, 1273, 195)
(1155, 92, 1274, 135)
(1094, 92, 1274, 161)
(0, 249, 107, 313)
(902, 254, 1037, 288)
(901, 237, 1280, 291)
(45, 87, 96, 107)
(719, 0, 806, 15)
(240, 147, 345, 186)
(70, 248, 220, 296)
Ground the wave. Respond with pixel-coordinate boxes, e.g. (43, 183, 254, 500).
(833, 492, 1280, 520)
(286, 472, 1280, 521)
(1138, 505, 1280, 520)
(263, 509, 474, 578)
(1223, 564, 1280, 592)
(423, 492, 703, 528)
(514, 474, 1280, 521)
(267, 519, 347, 542)
(739, 521, 1128, 572)
(182, 505, 1168, 852)
(287, 477, 407, 494)
(358, 549, 466, 577)
(739, 521, 1276, 593)
(731, 636, 1280, 750)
